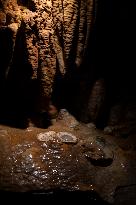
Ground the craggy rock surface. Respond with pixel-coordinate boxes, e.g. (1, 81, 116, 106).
(0, 110, 136, 204)
(0, 0, 97, 113)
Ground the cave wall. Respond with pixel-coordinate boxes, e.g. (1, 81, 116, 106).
(59, 0, 136, 130)
(0, 0, 136, 131)
(0, 0, 97, 127)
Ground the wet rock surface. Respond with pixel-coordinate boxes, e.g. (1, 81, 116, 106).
(0, 110, 136, 204)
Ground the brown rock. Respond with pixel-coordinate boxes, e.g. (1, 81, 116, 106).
(0, 0, 97, 116)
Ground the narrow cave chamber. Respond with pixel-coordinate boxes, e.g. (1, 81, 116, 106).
(0, 0, 136, 204)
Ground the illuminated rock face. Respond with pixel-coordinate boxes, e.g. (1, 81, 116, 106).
(0, 0, 97, 115)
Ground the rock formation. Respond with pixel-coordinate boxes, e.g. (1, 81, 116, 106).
(0, 2, 136, 204)
(0, 110, 136, 204)
(0, 0, 97, 124)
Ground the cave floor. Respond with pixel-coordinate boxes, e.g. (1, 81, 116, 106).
(0, 110, 136, 204)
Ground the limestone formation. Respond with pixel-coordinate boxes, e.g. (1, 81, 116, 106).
(0, 0, 97, 116)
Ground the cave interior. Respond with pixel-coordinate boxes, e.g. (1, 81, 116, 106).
(0, 0, 136, 204)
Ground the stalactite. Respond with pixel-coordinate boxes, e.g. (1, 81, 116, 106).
(75, 0, 87, 68)
(0, 0, 96, 116)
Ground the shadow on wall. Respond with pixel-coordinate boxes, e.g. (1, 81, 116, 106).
(0, 23, 36, 128)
